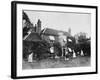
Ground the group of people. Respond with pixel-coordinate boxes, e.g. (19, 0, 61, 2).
(27, 33, 90, 62)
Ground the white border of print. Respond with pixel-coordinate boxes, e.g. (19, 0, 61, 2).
(17, 4, 96, 77)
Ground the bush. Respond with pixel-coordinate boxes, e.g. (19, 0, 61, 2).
(23, 40, 51, 60)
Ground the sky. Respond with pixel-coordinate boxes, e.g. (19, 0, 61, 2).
(24, 10, 91, 37)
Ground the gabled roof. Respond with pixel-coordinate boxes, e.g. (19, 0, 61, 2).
(41, 28, 71, 37)
(25, 32, 42, 42)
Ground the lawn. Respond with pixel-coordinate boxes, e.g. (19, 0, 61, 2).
(22, 56, 90, 69)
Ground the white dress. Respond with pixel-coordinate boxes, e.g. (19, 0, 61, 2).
(50, 47, 54, 53)
(28, 52, 33, 62)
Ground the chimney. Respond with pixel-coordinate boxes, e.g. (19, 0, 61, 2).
(68, 28, 71, 35)
(37, 19, 41, 33)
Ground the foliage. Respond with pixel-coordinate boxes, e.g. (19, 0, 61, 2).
(23, 11, 31, 38)
(23, 40, 51, 60)
(74, 32, 88, 42)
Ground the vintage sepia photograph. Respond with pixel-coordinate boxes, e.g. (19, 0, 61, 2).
(22, 10, 91, 69)
(11, 1, 97, 79)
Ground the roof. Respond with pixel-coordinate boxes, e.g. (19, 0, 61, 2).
(25, 32, 42, 42)
(41, 28, 71, 37)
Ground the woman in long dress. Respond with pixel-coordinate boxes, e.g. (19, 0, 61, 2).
(28, 52, 33, 62)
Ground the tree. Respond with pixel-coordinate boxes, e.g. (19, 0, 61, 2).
(74, 32, 87, 43)
(23, 11, 30, 23)
(23, 11, 31, 38)
(78, 32, 86, 42)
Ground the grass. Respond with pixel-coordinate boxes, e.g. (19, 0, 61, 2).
(22, 56, 90, 69)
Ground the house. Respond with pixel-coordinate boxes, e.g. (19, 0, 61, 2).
(40, 28, 73, 57)
(40, 28, 71, 44)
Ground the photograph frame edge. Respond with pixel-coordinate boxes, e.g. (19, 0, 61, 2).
(11, 1, 17, 79)
(11, 1, 98, 79)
